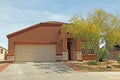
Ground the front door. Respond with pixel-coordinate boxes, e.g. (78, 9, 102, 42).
(67, 38, 72, 60)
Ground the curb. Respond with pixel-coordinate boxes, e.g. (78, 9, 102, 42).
(63, 62, 83, 73)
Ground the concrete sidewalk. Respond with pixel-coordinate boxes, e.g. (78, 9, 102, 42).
(0, 62, 120, 80)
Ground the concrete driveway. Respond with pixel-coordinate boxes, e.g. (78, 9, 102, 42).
(0, 62, 120, 80)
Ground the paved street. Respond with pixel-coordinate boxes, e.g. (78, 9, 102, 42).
(0, 62, 120, 80)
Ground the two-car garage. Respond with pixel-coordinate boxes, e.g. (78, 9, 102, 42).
(7, 21, 64, 62)
(15, 44, 56, 62)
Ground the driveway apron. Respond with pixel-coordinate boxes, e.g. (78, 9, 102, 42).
(0, 62, 120, 80)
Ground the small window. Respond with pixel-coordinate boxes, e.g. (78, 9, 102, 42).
(81, 42, 86, 54)
(1, 49, 3, 54)
(82, 49, 85, 54)
(81, 41, 94, 54)
(88, 49, 94, 54)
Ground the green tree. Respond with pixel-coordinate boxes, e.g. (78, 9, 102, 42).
(117, 53, 120, 65)
(88, 9, 120, 50)
(62, 15, 101, 50)
(96, 48, 110, 62)
(62, 9, 120, 62)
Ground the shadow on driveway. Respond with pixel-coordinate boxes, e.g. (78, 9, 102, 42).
(33, 62, 73, 74)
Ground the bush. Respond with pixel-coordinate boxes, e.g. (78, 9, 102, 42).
(95, 48, 110, 62)
(117, 53, 120, 64)
(87, 61, 99, 65)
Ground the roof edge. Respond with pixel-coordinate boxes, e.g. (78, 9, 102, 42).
(7, 21, 67, 39)
(0, 46, 7, 50)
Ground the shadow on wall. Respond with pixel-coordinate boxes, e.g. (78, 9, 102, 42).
(33, 62, 73, 74)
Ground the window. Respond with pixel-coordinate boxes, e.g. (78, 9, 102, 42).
(81, 42, 86, 54)
(82, 49, 85, 54)
(81, 42, 94, 54)
(88, 42, 94, 54)
(1, 49, 3, 54)
(88, 49, 94, 54)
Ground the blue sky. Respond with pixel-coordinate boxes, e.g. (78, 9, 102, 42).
(0, 0, 120, 48)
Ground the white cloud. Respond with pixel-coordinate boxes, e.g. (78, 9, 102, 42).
(0, 5, 70, 48)
(0, 6, 69, 34)
(0, 5, 69, 25)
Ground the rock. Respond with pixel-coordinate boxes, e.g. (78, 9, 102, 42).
(106, 65, 112, 68)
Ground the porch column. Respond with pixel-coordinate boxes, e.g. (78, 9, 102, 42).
(62, 38, 68, 61)
(76, 39, 82, 61)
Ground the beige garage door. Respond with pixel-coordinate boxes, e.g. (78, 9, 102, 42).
(15, 44, 56, 62)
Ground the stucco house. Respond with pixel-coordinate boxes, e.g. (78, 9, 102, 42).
(0, 46, 7, 60)
(6, 21, 96, 62)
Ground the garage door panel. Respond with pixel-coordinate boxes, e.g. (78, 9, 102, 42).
(15, 44, 56, 62)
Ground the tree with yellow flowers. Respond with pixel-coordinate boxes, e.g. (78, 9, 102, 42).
(88, 9, 120, 50)
(62, 9, 120, 62)
(62, 16, 101, 50)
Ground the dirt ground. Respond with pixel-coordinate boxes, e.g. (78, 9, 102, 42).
(71, 61, 120, 72)
(0, 63, 10, 72)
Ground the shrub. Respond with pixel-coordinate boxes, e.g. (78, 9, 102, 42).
(95, 48, 110, 62)
(87, 61, 99, 65)
(117, 53, 120, 64)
